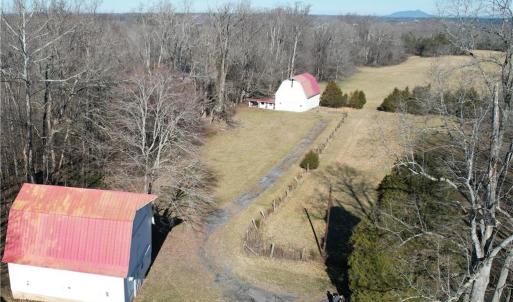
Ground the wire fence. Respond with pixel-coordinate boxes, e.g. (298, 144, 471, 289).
(242, 112, 348, 261)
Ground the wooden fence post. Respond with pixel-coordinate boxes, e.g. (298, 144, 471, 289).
(270, 243, 275, 258)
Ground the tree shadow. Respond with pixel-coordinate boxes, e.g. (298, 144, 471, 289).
(321, 164, 376, 220)
(148, 215, 182, 275)
(325, 206, 360, 299)
(320, 164, 377, 299)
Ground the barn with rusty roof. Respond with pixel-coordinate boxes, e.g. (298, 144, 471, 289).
(248, 72, 321, 112)
(2, 183, 158, 302)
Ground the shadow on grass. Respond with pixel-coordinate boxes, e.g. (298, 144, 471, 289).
(321, 164, 377, 299)
(325, 206, 360, 299)
(148, 215, 183, 275)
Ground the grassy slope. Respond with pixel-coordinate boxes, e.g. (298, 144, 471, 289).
(137, 107, 333, 301)
(138, 53, 497, 302)
(202, 107, 328, 206)
(234, 54, 490, 300)
(263, 54, 489, 252)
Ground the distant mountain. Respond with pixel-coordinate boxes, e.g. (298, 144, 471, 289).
(387, 10, 433, 19)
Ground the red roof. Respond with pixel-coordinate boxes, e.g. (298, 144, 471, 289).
(2, 184, 157, 277)
(292, 72, 320, 98)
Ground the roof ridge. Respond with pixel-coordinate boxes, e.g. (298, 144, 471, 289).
(8, 207, 142, 221)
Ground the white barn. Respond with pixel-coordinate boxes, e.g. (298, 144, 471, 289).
(2, 183, 158, 302)
(248, 72, 321, 112)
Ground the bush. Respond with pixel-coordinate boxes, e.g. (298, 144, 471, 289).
(348, 90, 367, 109)
(300, 151, 319, 170)
(378, 85, 482, 116)
(402, 32, 460, 57)
(320, 81, 346, 108)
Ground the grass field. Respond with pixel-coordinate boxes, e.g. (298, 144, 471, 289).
(221, 53, 499, 300)
(136, 52, 499, 302)
(202, 107, 333, 206)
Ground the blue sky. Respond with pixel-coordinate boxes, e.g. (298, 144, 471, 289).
(97, 0, 436, 15)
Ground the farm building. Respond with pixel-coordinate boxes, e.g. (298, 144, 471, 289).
(248, 72, 321, 112)
(2, 183, 158, 302)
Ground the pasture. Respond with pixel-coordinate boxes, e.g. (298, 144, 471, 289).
(137, 52, 498, 301)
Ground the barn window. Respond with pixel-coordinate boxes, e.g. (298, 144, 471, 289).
(25, 280, 30, 286)
(106, 292, 109, 297)
(67, 286, 71, 290)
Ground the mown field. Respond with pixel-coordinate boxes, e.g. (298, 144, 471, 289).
(137, 52, 498, 302)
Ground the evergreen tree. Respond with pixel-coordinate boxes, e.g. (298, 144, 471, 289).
(299, 151, 319, 170)
(348, 90, 367, 109)
(320, 81, 345, 108)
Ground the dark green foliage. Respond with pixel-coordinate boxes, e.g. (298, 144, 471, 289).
(299, 151, 319, 170)
(349, 221, 406, 301)
(378, 85, 483, 116)
(402, 32, 462, 57)
(347, 90, 366, 109)
(320, 82, 366, 110)
(320, 81, 346, 108)
(377, 85, 430, 114)
(377, 87, 413, 112)
(442, 87, 482, 117)
(349, 166, 466, 300)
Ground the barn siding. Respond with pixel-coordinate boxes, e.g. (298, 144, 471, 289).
(275, 80, 319, 112)
(125, 204, 153, 301)
(8, 263, 125, 302)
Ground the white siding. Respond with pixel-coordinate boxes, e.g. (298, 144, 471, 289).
(7, 205, 153, 302)
(8, 263, 125, 302)
(275, 80, 319, 112)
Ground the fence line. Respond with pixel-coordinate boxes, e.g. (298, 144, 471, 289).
(242, 112, 347, 261)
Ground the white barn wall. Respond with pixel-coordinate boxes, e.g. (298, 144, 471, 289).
(7, 205, 153, 302)
(275, 80, 319, 112)
(8, 263, 125, 302)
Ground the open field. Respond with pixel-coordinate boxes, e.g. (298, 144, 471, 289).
(201, 107, 334, 206)
(137, 52, 500, 301)
(226, 53, 499, 298)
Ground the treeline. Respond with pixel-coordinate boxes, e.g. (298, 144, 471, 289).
(320, 81, 366, 109)
(0, 1, 449, 198)
(349, 163, 466, 301)
(378, 85, 481, 116)
(0, 0, 506, 221)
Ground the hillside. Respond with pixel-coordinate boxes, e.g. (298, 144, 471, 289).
(387, 9, 433, 18)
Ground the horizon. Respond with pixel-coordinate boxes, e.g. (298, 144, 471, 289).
(0, 0, 437, 16)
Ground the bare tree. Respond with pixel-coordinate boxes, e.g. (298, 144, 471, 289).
(105, 68, 213, 222)
(381, 1, 513, 300)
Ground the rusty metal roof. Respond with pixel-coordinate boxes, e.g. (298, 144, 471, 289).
(2, 184, 157, 277)
(292, 72, 321, 99)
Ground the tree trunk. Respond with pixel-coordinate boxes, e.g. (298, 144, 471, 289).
(470, 261, 492, 302)
(289, 32, 299, 78)
(491, 249, 513, 302)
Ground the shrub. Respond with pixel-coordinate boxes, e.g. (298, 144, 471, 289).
(378, 87, 412, 112)
(378, 85, 482, 116)
(348, 90, 367, 109)
(320, 81, 346, 108)
(300, 151, 319, 170)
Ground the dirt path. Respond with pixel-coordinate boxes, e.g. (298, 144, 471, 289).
(198, 120, 329, 302)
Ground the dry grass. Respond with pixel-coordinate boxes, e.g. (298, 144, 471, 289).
(202, 107, 329, 206)
(230, 53, 498, 295)
(136, 224, 223, 302)
(137, 52, 500, 302)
